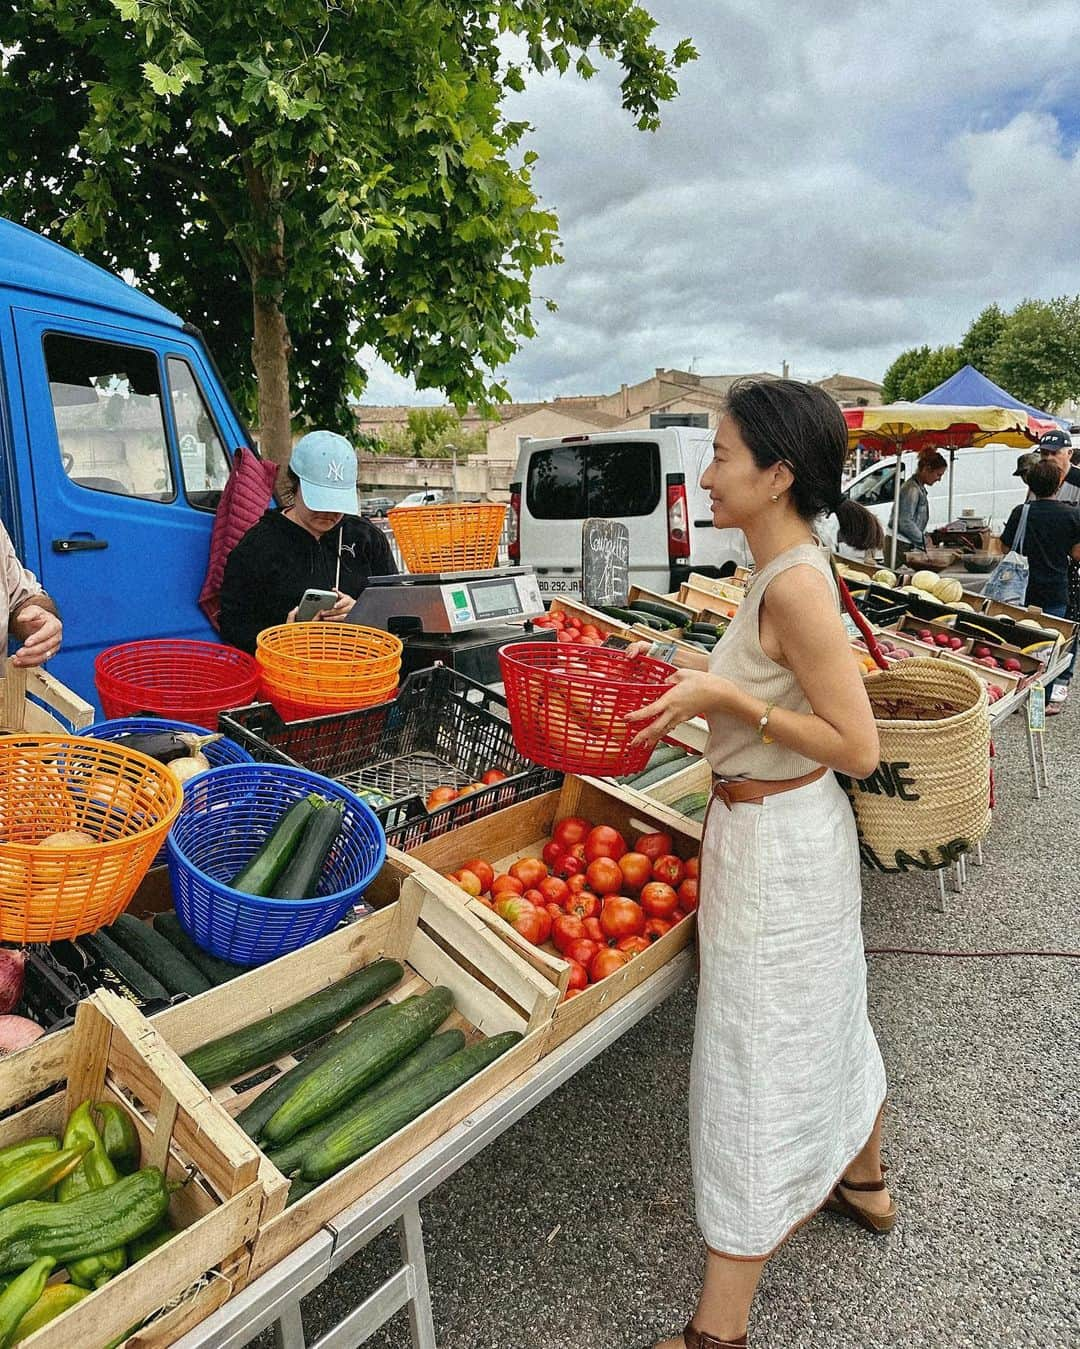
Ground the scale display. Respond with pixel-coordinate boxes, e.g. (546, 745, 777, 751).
(465, 578, 525, 620)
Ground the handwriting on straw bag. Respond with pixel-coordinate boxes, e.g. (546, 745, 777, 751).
(835, 761, 972, 873)
(835, 760, 919, 803)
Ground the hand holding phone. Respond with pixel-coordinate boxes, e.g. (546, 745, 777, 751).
(294, 588, 339, 623)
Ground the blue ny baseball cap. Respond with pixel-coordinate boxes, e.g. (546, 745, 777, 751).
(290, 431, 359, 514)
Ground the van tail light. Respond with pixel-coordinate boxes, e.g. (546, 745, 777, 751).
(508, 481, 521, 562)
(666, 473, 690, 560)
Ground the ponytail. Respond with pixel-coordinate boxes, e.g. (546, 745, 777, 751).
(835, 497, 884, 553)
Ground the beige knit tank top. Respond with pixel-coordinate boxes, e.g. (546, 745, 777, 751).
(705, 541, 838, 780)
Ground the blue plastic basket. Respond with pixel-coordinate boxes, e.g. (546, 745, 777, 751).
(82, 718, 254, 866)
(166, 764, 387, 965)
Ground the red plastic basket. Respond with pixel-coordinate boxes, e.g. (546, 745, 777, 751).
(95, 640, 259, 726)
(498, 642, 674, 775)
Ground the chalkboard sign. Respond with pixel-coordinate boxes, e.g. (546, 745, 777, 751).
(582, 519, 630, 607)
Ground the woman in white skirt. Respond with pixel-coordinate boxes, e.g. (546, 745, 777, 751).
(627, 379, 893, 1349)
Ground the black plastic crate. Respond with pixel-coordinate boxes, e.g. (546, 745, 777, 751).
(220, 665, 561, 847)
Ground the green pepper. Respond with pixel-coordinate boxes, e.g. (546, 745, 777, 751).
(10, 1282, 89, 1344)
(0, 1141, 59, 1177)
(92, 1104, 140, 1176)
(0, 1258, 55, 1349)
(56, 1103, 127, 1289)
(0, 1146, 90, 1212)
(127, 1224, 174, 1264)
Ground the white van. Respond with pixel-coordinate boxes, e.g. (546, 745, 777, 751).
(509, 428, 749, 596)
(842, 443, 1027, 542)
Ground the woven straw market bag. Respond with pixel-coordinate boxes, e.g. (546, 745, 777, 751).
(838, 658, 991, 874)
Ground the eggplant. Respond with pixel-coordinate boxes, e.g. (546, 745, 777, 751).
(111, 731, 220, 765)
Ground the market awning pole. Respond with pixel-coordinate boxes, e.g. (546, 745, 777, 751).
(890, 450, 903, 568)
(947, 447, 956, 522)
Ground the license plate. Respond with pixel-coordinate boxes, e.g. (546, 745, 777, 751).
(536, 575, 581, 594)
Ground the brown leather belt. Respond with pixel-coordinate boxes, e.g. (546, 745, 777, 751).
(711, 765, 827, 809)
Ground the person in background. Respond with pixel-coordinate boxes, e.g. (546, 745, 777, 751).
(1012, 452, 1039, 486)
(1, 522, 62, 668)
(219, 431, 396, 655)
(895, 451, 947, 549)
(1003, 456, 1080, 715)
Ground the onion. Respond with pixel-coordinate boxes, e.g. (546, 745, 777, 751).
(168, 752, 211, 784)
(0, 950, 25, 1015)
(0, 1014, 44, 1055)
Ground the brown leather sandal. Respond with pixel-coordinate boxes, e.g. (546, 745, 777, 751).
(682, 1323, 748, 1348)
(824, 1164, 897, 1234)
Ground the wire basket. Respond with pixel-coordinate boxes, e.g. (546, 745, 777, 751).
(498, 643, 675, 776)
(220, 665, 562, 848)
(388, 503, 506, 573)
(166, 764, 387, 965)
(95, 640, 259, 726)
(0, 735, 183, 942)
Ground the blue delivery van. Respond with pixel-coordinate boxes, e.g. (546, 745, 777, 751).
(0, 217, 253, 705)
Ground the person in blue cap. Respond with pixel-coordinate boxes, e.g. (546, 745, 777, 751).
(219, 431, 396, 654)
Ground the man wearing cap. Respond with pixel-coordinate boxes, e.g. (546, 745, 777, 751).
(1022, 431, 1080, 713)
(1012, 452, 1039, 485)
(219, 431, 396, 655)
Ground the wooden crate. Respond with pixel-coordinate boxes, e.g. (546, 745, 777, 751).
(0, 990, 262, 1349)
(0, 663, 94, 733)
(404, 776, 699, 1053)
(549, 597, 637, 640)
(150, 861, 558, 1282)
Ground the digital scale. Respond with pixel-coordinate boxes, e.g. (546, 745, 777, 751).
(347, 567, 551, 684)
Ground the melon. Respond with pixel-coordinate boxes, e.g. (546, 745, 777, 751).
(934, 577, 964, 604)
(872, 569, 898, 588)
(911, 570, 939, 593)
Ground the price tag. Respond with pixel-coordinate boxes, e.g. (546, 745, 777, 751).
(1028, 683, 1046, 732)
(648, 641, 679, 664)
(841, 611, 862, 639)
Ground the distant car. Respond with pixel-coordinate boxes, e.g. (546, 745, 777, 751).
(359, 495, 394, 518)
(396, 489, 446, 507)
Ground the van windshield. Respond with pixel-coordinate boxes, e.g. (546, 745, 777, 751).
(526, 442, 660, 519)
(847, 460, 904, 508)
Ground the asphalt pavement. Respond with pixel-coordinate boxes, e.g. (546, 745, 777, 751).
(257, 698, 1079, 1349)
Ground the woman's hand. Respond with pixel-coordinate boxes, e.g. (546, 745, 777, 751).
(625, 669, 734, 748)
(10, 604, 62, 668)
(318, 590, 357, 622)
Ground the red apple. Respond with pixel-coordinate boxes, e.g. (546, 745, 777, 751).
(934, 632, 952, 647)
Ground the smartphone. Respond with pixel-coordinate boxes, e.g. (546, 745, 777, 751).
(295, 588, 338, 622)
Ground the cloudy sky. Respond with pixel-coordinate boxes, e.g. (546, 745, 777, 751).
(359, 0, 1080, 406)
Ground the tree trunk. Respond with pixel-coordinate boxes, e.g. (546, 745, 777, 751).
(246, 162, 293, 471)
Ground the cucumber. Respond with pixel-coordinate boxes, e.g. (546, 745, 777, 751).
(108, 914, 210, 998)
(284, 1176, 319, 1208)
(269, 800, 344, 900)
(688, 623, 722, 637)
(267, 1029, 467, 1177)
(598, 606, 641, 627)
(151, 912, 246, 986)
(669, 791, 711, 818)
(626, 755, 691, 791)
(261, 987, 455, 1146)
(80, 929, 170, 1003)
(302, 1032, 522, 1182)
(616, 742, 684, 784)
(183, 960, 405, 1088)
(628, 599, 690, 625)
(628, 612, 673, 631)
(228, 794, 322, 897)
(234, 1000, 408, 1140)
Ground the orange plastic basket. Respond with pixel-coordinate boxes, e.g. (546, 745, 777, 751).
(0, 736, 184, 942)
(256, 624, 402, 681)
(388, 504, 506, 573)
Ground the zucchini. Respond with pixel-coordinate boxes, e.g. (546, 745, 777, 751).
(302, 1032, 522, 1182)
(151, 912, 246, 985)
(80, 929, 169, 1003)
(228, 794, 322, 897)
(628, 612, 673, 631)
(108, 915, 210, 998)
(598, 606, 641, 627)
(261, 987, 455, 1146)
(235, 1000, 408, 1140)
(183, 959, 405, 1088)
(628, 599, 690, 625)
(616, 742, 684, 784)
(626, 755, 691, 791)
(267, 1029, 467, 1177)
(284, 1176, 319, 1208)
(668, 791, 711, 818)
(269, 800, 344, 900)
(0, 1168, 169, 1274)
(688, 622, 722, 637)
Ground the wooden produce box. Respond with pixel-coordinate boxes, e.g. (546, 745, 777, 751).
(150, 863, 557, 1282)
(405, 776, 699, 1054)
(611, 756, 711, 827)
(895, 615, 1042, 679)
(981, 599, 1076, 644)
(0, 663, 94, 733)
(0, 990, 263, 1349)
(549, 597, 637, 640)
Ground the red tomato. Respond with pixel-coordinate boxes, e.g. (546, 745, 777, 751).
(426, 786, 459, 810)
(491, 874, 524, 897)
(643, 916, 673, 942)
(617, 852, 652, 894)
(589, 947, 631, 982)
(568, 842, 587, 863)
(652, 854, 686, 887)
(522, 888, 545, 909)
(552, 913, 587, 955)
(461, 858, 493, 893)
(556, 629, 575, 643)
(584, 825, 628, 863)
(566, 873, 588, 895)
(555, 853, 585, 880)
(481, 768, 508, 785)
(563, 987, 583, 1000)
(564, 615, 583, 629)
(600, 896, 645, 940)
(586, 857, 623, 896)
(564, 937, 601, 968)
(532, 616, 556, 629)
(578, 635, 604, 646)
(456, 869, 483, 897)
(474, 894, 495, 911)
(545, 902, 565, 923)
(553, 817, 592, 850)
(495, 894, 531, 924)
(677, 878, 699, 914)
(635, 831, 674, 863)
(616, 935, 651, 958)
(565, 890, 600, 921)
(583, 916, 605, 944)
(542, 840, 565, 869)
(548, 613, 565, 627)
(683, 856, 700, 880)
(538, 875, 570, 907)
(531, 907, 553, 944)
(640, 881, 679, 920)
(509, 857, 548, 889)
(579, 624, 601, 640)
(565, 959, 589, 992)
(670, 908, 688, 923)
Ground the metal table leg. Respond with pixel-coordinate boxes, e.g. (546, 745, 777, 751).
(1025, 717, 1042, 800)
(273, 1302, 306, 1349)
(934, 869, 947, 913)
(400, 1202, 437, 1349)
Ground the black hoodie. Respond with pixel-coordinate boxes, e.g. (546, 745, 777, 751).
(219, 509, 397, 654)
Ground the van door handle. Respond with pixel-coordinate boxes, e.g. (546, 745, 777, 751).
(52, 537, 108, 553)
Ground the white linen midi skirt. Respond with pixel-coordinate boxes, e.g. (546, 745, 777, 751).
(689, 770, 887, 1258)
